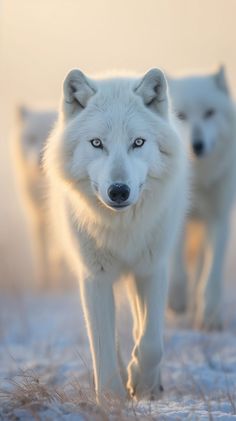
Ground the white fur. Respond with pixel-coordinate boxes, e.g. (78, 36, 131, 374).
(169, 67, 236, 330)
(12, 107, 62, 288)
(44, 68, 188, 401)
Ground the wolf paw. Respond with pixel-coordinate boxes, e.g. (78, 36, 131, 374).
(197, 315, 223, 331)
(127, 359, 163, 400)
(195, 307, 223, 331)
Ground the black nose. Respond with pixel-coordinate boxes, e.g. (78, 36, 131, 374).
(192, 140, 205, 157)
(107, 183, 130, 204)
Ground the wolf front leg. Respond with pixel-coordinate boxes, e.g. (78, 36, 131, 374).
(169, 228, 188, 313)
(127, 261, 168, 400)
(31, 214, 51, 289)
(195, 217, 229, 330)
(79, 270, 125, 403)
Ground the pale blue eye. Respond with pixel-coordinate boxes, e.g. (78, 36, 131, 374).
(133, 138, 146, 148)
(90, 138, 103, 149)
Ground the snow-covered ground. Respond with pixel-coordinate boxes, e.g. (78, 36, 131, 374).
(1, 285, 236, 420)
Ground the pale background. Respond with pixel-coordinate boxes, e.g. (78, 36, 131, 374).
(1, 0, 236, 288)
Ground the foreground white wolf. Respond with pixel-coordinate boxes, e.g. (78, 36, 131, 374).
(169, 67, 236, 330)
(44, 68, 188, 401)
(13, 107, 59, 288)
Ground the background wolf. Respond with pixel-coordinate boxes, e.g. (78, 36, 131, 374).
(169, 67, 236, 330)
(12, 107, 63, 288)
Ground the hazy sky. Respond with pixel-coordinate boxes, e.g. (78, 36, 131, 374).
(2, 0, 236, 116)
(1, 0, 236, 285)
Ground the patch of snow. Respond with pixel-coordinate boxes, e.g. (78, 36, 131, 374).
(0, 290, 236, 420)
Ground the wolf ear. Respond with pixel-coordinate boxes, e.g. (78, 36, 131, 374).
(134, 69, 168, 117)
(214, 65, 229, 94)
(63, 69, 96, 119)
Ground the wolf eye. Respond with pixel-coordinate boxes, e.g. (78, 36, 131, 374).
(90, 138, 103, 149)
(204, 108, 215, 119)
(133, 138, 146, 148)
(177, 111, 187, 121)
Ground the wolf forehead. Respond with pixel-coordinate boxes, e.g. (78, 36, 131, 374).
(73, 104, 159, 139)
(170, 67, 230, 110)
(63, 68, 168, 115)
(64, 78, 167, 140)
(74, 78, 150, 112)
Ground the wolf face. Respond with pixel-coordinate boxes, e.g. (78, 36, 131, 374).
(169, 67, 233, 159)
(54, 69, 179, 211)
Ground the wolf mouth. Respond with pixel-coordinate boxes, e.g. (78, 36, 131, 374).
(107, 203, 131, 210)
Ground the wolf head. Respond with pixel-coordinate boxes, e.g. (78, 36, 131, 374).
(18, 107, 57, 168)
(48, 69, 181, 212)
(169, 66, 234, 159)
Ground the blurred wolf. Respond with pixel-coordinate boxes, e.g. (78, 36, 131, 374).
(44, 68, 188, 401)
(13, 107, 61, 288)
(169, 66, 236, 330)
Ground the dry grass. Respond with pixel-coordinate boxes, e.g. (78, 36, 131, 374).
(0, 367, 153, 420)
(1, 361, 236, 421)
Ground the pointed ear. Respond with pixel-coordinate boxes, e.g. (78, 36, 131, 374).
(214, 65, 229, 94)
(134, 68, 168, 116)
(63, 69, 96, 119)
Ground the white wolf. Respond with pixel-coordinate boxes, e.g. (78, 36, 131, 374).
(44, 68, 188, 402)
(168, 67, 236, 330)
(13, 107, 60, 288)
